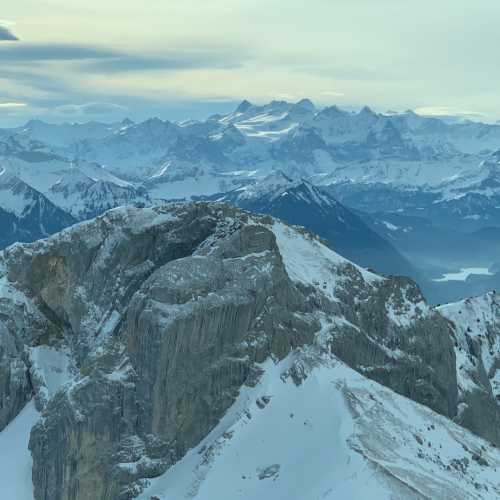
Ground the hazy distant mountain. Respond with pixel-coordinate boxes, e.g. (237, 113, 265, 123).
(2, 99, 498, 197)
(3, 99, 500, 207)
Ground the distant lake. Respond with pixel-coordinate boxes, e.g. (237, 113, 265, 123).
(433, 267, 493, 282)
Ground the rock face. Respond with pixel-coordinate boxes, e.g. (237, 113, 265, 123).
(3, 204, 317, 500)
(0, 323, 31, 432)
(439, 294, 500, 446)
(329, 275, 458, 418)
(0, 203, 498, 499)
(0, 269, 58, 432)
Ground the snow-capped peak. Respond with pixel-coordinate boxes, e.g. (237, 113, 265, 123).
(235, 100, 253, 113)
(120, 118, 135, 127)
(234, 170, 294, 200)
(47, 169, 150, 220)
(233, 170, 339, 210)
(294, 98, 316, 111)
(359, 105, 376, 116)
(51, 168, 96, 190)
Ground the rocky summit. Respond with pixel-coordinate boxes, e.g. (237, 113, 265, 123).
(0, 203, 499, 499)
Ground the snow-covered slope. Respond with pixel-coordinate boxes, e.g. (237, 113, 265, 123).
(0, 147, 150, 242)
(0, 171, 38, 217)
(139, 353, 500, 500)
(0, 154, 132, 194)
(228, 170, 295, 201)
(0, 171, 76, 248)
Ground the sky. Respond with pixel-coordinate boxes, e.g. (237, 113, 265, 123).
(1, 0, 500, 126)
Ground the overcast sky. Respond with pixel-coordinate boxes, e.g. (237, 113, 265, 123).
(1, 0, 499, 125)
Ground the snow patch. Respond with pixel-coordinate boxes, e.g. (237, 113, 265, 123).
(270, 221, 381, 301)
(29, 346, 74, 404)
(138, 352, 500, 500)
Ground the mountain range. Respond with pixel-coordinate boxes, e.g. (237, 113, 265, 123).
(2, 99, 500, 302)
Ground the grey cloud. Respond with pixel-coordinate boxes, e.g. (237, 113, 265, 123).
(83, 50, 245, 73)
(55, 102, 127, 115)
(0, 43, 246, 72)
(0, 67, 71, 94)
(0, 43, 118, 61)
(0, 25, 18, 41)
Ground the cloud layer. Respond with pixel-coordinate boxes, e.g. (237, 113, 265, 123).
(2, 1, 500, 125)
(0, 43, 116, 61)
(0, 102, 27, 108)
(55, 102, 127, 115)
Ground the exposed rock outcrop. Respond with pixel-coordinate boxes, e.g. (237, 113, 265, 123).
(439, 293, 500, 446)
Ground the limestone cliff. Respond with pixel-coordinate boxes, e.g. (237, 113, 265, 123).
(0, 203, 498, 499)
